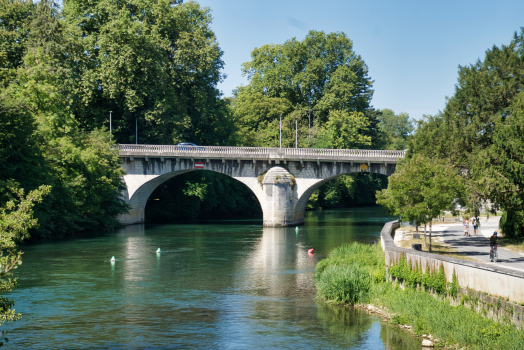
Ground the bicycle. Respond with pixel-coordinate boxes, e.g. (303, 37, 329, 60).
(490, 245, 498, 262)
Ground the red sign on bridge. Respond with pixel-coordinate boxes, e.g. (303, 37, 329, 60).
(195, 162, 204, 169)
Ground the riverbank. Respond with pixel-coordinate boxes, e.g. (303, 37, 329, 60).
(314, 242, 524, 349)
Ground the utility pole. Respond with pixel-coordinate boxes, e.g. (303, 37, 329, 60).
(279, 114, 282, 148)
(109, 111, 112, 141)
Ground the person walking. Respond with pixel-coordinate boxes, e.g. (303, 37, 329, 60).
(463, 218, 470, 236)
(490, 232, 498, 262)
(473, 217, 480, 236)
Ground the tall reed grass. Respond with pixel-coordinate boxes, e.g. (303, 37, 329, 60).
(314, 242, 524, 349)
(315, 243, 385, 304)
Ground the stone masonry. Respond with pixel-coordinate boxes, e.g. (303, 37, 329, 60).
(118, 153, 400, 226)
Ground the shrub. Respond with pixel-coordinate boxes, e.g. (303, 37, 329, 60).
(315, 264, 372, 305)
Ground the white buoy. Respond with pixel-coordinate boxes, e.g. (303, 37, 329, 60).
(110, 256, 116, 262)
(156, 248, 161, 254)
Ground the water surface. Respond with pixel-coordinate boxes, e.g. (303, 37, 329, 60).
(5, 207, 420, 349)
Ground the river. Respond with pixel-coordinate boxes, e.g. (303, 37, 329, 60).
(4, 207, 421, 349)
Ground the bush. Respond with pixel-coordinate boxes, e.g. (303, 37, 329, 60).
(314, 242, 384, 304)
(316, 264, 372, 304)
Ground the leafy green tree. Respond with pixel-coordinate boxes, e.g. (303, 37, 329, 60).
(314, 110, 371, 149)
(234, 30, 374, 148)
(409, 28, 524, 237)
(377, 155, 464, 251)
(0, 0, 34, 70)
(3, 45, 128, 236)
(376, 109, 414, 150)
(0, 182, 50, 345)
(61, 0, 230, 145)
(482, 92, 524, 237)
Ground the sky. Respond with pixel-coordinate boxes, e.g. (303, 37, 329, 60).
(195, 0, 524, 120)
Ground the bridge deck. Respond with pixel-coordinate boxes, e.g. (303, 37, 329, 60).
(117, 144, 405, 163)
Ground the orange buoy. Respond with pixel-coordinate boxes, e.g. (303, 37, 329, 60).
(308, 248, 314, 254)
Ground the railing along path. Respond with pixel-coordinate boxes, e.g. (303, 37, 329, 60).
(117, 144, 405, 162)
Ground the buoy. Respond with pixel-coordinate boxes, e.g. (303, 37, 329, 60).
(110, 256, 116, 262)
(295, 226, 299, 231)
(156, 248, 161, 254)
(308, 248, 314, 254)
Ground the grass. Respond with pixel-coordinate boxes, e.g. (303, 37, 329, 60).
(497, 236, 524, 255)
(314, 242, 524, 349)
(375, 283, 524, 348)
(315, 243, 384, 304)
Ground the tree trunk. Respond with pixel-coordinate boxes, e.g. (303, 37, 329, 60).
(429, 221, 432, 252)
(424, 223, 427, 249)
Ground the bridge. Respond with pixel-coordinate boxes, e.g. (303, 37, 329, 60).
(117, 144, 405, 227)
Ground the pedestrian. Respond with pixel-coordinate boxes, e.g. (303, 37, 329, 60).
(463, 218, 470, 236)
(473, 216, 480, 236)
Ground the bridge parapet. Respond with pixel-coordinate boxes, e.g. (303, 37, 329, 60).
(117, 144, 405, 162)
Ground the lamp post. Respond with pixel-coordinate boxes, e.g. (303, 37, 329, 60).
(295, 119, 298, 148)
(136, 118, 138, 145)
(308, 106, 311, 147)
(109, 111, 112, 141)
(279, 114, 282, 148)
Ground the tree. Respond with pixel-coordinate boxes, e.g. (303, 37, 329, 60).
(61, 0, 230, 145)
(482, 92, 524, 237)
(0, 0, 34, 70)
(0, 182, 50, 345)
(377, 155, 464, 251)
(234, 30, 374, 148)
(376, 109, 414, 150)
(408, 28, 524, 237)
(315, 110, 371, 149)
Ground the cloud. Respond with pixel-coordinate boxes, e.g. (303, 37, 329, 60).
(286, 17, 307, 31)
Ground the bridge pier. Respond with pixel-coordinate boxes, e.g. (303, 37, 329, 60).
(261, 167, 303, 227)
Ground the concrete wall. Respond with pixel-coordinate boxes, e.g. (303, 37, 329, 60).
(381, 220, 524, 305)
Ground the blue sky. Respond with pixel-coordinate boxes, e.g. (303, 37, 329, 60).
(196, 0, 524, 120)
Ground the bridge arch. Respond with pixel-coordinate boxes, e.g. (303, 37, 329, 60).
(293, 171, 389, 221)
(117, 145, 403, 226)
(119, 160, 266, 224)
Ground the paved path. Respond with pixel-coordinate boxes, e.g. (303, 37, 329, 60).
(429, 217, 524, 272)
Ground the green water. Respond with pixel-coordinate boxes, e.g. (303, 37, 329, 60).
(4, 207, 421, 349)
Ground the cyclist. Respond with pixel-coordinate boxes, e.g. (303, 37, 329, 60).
(490, 232, 498, 261)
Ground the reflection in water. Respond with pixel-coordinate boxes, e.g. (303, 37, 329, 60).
(4, 207, 420, 349)
(236, 226, 316, 297)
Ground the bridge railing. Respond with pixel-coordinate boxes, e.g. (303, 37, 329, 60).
(117, 144, 405, 160)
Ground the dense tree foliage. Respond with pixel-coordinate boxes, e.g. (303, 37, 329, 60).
(377, 155, 464, 250)
(145, 171, 261, 222)
(395, 28, 524, 238)
(61, 0, 233, 145)
(375, 109, 414, 150)
(234, 30, 375, 149)
(1, 0, 413, 233)
(0, 182, 50, 344)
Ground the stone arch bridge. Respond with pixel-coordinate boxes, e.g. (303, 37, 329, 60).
(117, 145, 405, 227)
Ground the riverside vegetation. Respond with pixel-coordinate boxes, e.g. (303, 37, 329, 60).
(1, 0, 414, 231)
(314, 242, 524, 349)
